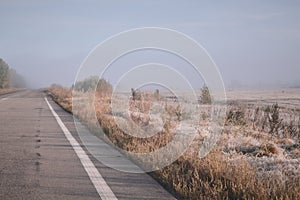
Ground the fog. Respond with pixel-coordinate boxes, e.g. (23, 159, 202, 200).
(0, 1, 299, 89)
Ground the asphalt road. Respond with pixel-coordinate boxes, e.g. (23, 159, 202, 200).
(0, 90, 176, 200)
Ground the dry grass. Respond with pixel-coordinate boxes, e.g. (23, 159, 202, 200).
(0, 88, 22, 95)
(48, 86, 300, 200)
(48, 85, 72, 113)
(94, 91, 175, 153)
(154, 152, 295, 200)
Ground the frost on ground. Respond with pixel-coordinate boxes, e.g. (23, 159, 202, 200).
(215, 88, 300, 183)
(114, 88, 300, 183)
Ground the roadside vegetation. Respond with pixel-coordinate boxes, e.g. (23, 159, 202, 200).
(48, 79, 300, 200)
(0, 58, 26, 94)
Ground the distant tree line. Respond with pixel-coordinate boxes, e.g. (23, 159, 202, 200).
(0, 58, 9, 88)
(0, 58, 26, 89)
(73, 76, 112, 95)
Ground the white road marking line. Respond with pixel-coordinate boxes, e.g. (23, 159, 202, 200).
(1, 98, 8, 101)
(44, 97, 118, 200)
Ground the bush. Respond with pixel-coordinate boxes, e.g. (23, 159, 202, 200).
(200, 85, 212, 104)
(226, 109, 246, 126)
(97, 78, 113, 95)
(74, 76, 112, 95)
(267, 103, 282, 134)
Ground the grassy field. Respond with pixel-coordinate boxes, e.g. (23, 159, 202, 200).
(48, 85, 300, 200)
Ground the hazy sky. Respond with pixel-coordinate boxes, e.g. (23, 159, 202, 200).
(0, 0, 299, 88)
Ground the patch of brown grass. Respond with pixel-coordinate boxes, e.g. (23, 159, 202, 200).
(155, 152, 261, 199)
(47, 85, 72, 113)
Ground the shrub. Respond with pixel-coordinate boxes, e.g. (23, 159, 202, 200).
(74, 76, 112, 95)
(97, 78, 112, 95)
(268, 103, 282, 135)
(131, 88, 142, 101)
(226, 109, 246, 126)
(200, 85, 212, 104)
(154, 89, 161, 101)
